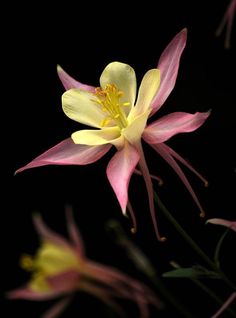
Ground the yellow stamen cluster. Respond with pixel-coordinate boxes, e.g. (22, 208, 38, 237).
(20, 254, 35, 271)
(20, 254, 51, 292)
(95, 84, 130, 129)
(20, 242, 81, 293)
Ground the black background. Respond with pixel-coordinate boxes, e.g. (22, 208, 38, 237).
(2, 1, 236, 317)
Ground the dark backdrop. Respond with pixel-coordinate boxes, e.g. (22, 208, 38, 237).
(2, 1, 236, 317)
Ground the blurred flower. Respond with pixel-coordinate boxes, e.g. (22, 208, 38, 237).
(207, 218, 236, 232)
(16, 29, 210, 240)
(216, 0, 236, 48)
(7, 208, 162, 318)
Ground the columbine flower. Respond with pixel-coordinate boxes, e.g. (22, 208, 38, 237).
(216, 0, 236, 48)
(207, 218, 236, 232)
(7, 208, 162, 318)
(16, 28, 210, 240)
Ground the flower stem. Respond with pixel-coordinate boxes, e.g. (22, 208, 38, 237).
(106, 219, 197, 318)
(154, 192, 236, 291)
(170, 261, 236, 318)
(150, 274, 198, 318)
(214, 229, 230, 268)
(192, 279, 236, 318)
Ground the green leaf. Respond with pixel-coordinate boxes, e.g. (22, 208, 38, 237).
(163, 265, 220, 279)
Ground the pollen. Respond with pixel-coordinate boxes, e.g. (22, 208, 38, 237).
(95, 84, 130, 129)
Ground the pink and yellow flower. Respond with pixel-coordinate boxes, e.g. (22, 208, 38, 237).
(16, 29, 210, 240)
(216, 0, 236, 48)
(7, 209, 162, 318)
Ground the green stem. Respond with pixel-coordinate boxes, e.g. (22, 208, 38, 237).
(214, 229, 230, 268)
(150, 274, 198, 318)
(154, 192, 236, 291)
(106, 220, 196, 318)
(170, 262, 236, 318)
(191, 279, 236, 318)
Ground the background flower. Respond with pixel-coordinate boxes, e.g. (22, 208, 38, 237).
(7, 208, 162, 318)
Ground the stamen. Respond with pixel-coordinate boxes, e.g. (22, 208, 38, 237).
(100, 118, 111, 127)
(94, 84, 129, 129)
(20, 254, 34, 271)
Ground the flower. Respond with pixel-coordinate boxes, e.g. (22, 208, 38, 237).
(207, 218, 236, 232)
(7, 208, 162, 318)
(16, 29, 210, 240)
(216, 0, 236, 49)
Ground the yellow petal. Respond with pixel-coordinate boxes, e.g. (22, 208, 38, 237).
(100, 62, 136, 114)
(72, 127, 121, 146)
(129, 69, 160, 120)
(29, 273, 51, 292)
(122, 109, 151, 145)
(35, 242, 79, 275)
(62, 89, 106, 128)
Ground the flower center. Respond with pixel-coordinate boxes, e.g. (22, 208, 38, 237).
(20, 254, 35, 271)
(20, 254, 51, 292)
(20, 242, 81, 292)
(95, 84, 130, 129)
